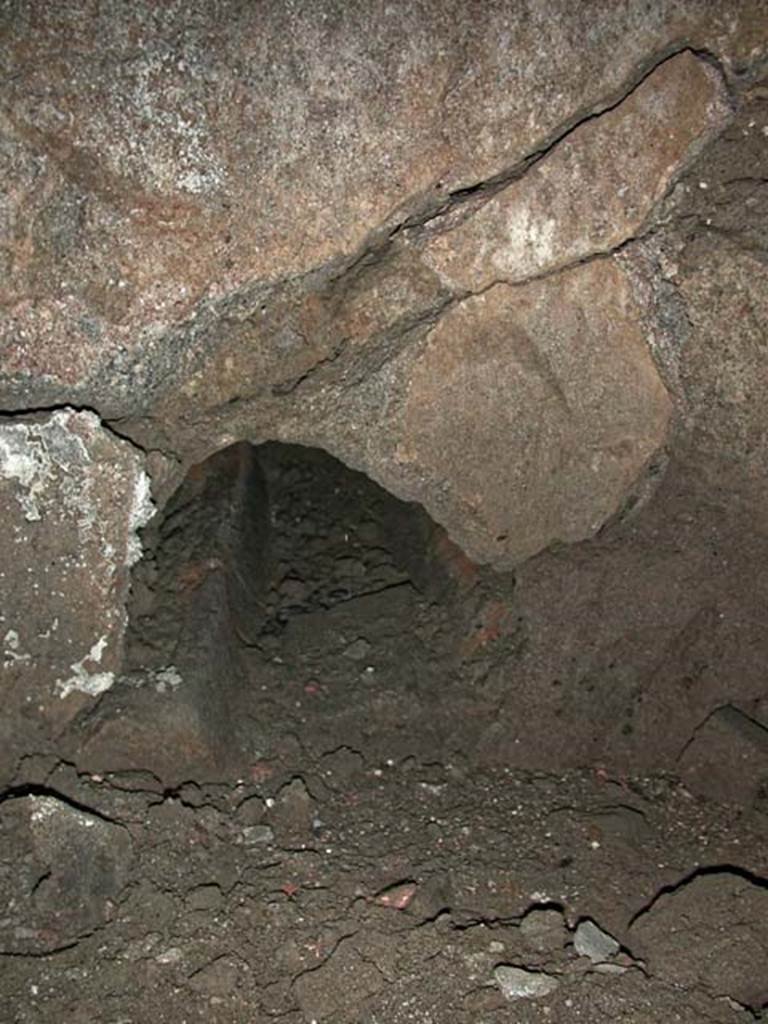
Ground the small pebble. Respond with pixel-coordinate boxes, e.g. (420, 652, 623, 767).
(242, 825, 275, 845)
(494, 965, 559, 1000)
(155, 947, 183, 965)
(520, 907, 567, 953)
(374, 882, 417, 910)
(343, 637, 371, 660)
(574, 919, 620, 963)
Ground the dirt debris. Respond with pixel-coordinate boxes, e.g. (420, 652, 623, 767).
(2, 762, 767, 1022)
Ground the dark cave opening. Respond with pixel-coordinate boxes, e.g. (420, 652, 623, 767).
(82, 437, 768, 812)
(104, 441, 516, 784)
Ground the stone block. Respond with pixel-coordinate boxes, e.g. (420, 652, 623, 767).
(0, 409, 152, 781)
(361, 258, 671, 566)
(0, 795, 133, 954)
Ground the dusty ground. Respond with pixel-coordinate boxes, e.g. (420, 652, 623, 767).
(2, 443, 768, 1023)
(3, 762, 768, 1023)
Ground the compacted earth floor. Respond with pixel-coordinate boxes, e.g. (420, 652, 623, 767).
(2, 764, 768, 1023)
(2, 445, 767, 1022)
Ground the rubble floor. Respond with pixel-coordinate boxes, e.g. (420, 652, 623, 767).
(3, 763, 768, 1023)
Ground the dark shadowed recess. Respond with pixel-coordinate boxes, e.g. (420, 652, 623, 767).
(79, 441, 517, 785)
(77, 438, 768, 821)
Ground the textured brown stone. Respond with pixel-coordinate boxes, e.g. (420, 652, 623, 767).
(678, 705, 768, 805)
(0, 794, 133, 954)
(629, 874, 768, 1009)
(678, 248, 768, 489)
(0, 410, 153, 780)
(0, 2, 764, 409)
(0, 6, 766, 803)
(354, 258, 671, 566)
(420, 52, 730, 291)
(621, 78, 768, 510)
(0, 2, 762, 573)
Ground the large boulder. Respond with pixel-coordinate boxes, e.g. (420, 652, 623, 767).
(322, 258, 672, 566)
(0, 409, 153, 783)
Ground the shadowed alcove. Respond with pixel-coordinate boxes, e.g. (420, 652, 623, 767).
(83, 441, 516, 783)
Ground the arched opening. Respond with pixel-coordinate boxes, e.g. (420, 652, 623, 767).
(83, 441, 518, 783)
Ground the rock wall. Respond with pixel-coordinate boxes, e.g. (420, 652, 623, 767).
(1, 1, 767, 782)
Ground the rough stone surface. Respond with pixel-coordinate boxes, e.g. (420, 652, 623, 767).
(677, 247, 768, 495)
(519, 908, 568, 953)
(420, 52, 730, 291)
(0, 794, 133, 954)
(0, 409, 153, 782)
(623, 79, 768, 507)
(294, 941, 384, 1019)
(678, 705, 768, 806)
(0, 1, 764, 725)
(2, 4, 762, 571)
(574, 918, 621, 963)
(494, 964, 559, 1000)
(73, 443, 276, 784)
(345, 258, 671, 566)
(1, 13, 768, 1021)
(629, 873, 768, 1010)
(0, 2, 763, 411)
(0, 762, 765, 1021)
(481, 453, 768, 774)
(188, 956, 243, 996)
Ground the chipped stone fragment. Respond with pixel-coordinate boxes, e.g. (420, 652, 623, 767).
(494, 964, 559, 1000)
(374, 881, 418, 910)
(574, 918, 621, 962)
(520, 907, 568, 952)
(242, 825, 275, 846)
(0, 795, 133, 954)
